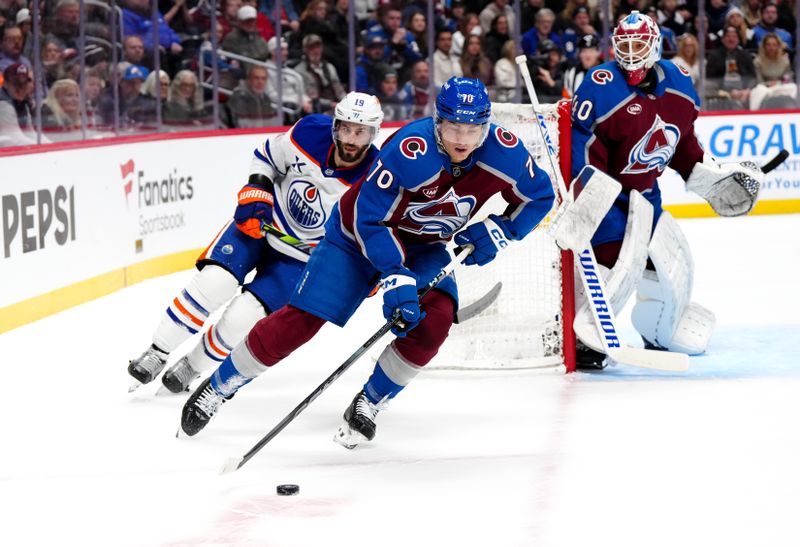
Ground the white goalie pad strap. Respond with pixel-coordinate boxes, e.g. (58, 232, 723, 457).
(548, 165, 621, 252)
(573, 190, 653, 352)
(685, 154, 762, 217)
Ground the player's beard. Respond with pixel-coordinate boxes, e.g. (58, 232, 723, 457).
(335, 140, 368, 164)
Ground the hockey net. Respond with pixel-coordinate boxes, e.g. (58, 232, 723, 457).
(431, 101, 576, 373)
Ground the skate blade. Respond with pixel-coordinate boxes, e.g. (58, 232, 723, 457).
(155, 385, 189, 397)
(333, 423, 367, 450)
(128, 379, 142, 393)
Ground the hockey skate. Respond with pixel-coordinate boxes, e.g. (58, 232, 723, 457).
(180, 377, 233, 436)
(333, 391, 387, 449)
(575, 341, 608, 370)
(128, 345, 168, 391)
(161, 356, 200, 394)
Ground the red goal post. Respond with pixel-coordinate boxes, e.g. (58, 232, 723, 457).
(431, 100, 577, 373)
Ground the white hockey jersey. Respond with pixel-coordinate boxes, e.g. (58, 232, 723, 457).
(250, 114, 379, 260)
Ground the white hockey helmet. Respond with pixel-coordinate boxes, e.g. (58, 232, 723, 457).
(612, 11, 661, 85)
(334, 91, 384, 131)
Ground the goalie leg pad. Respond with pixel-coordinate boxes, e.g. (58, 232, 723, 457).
(548, 165, 622, 252)
(630, 214, 715, 354)
(153, 265, 240, 352)
(186, 290, 267, 373)
(574, 190, 653, 352)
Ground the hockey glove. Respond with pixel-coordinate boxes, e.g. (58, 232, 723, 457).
(234, 174, 275, 238)
(381, 270, 425, 336)
(685, 155, 762, 217)
(454, 215, 513, 266)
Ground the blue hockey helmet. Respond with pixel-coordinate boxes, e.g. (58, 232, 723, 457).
(435, 77, 491, 125)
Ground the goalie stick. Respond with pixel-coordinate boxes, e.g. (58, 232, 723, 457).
(219, 245, 474, 474)
(760, 149, 789, 175)
(515, 55, 689, 372)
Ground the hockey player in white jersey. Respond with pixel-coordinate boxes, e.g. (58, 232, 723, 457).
(127, 92, 383, 392)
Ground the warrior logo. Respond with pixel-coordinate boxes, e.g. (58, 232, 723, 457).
(286, 180, 326, 229)
(622, 114, 680, 174)
(400, 136, 427, 159)
(495, 127, 518, 148)
(402, 188, 476, 237)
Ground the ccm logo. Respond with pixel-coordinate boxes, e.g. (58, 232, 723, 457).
(491, 229, 508, 248)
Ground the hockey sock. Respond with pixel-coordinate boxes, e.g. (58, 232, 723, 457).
(210, 353, 254, 397)
(153, 265, 239, 352)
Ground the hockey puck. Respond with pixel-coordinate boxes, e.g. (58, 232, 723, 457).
(276, 484, 299, 496)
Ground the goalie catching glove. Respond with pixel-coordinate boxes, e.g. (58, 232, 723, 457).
(454, 214, 514, 266)
(381, 270, 425, 336)
(548, 165, 622, 252)
(234, 174, 275, 238)
(685, 154, 762, 217)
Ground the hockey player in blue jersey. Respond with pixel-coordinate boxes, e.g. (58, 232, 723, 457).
(179, 77, 557, 444)
(127, 92, 383, 393)
(567, 11, 763, 368)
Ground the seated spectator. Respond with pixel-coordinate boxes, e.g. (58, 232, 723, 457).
(222, 5, 270, 63)
(460, 34, 493, 85)
(432, 29, 462, 88)
(365, 4, 423, 76)
(706, 26, 757, 110)
(218, 0, 243, 38)
(356, 35, 391, 94)
(671, 33, 701, 85)
(405, 10, 429, 59)
(98, 64, 156, 129)
(164, 70, 208, 126)
(83, 67, 105, 126)
(0, 62, 37, 147)
(221, 64, 280, 128)
(657, 0, 695, 37)
(257, 0, 301, 33)
(399, 59, 430, 119)
(483, 14, 511, 63)
(750, 32, 797, 109)
(479, 0, 515, 35)
(266, 36, 311, 123)
(561, 6, 599, 63)
(714, 7, 756, 52)
(293, 34, 345, 116)
(0, 26, 31, 74)
(242, 0, 276, 43)
(563, 34, 602, 99)
(754, 2, 794, 50)
(646, 5, 677, 56)
(123, 36, 148, 70)
(522, 8, 563, 56)
(47, 0, 80, 50)
(493, 39, 518, 103)
(200, 21, 244, 91)
(121, 0, 184, 60)
(532, 39, 566, 104)
(705, 0, 731, 36)
(143, 69, 170, 103)
(452, 12, 481, 59)
(742, 0, 762, 28)
(374, 69, 408, 122)
(16, 10, 33, 61)
(41, 36, 68, 88)
(296, 0, 344, 64)
(42, 78, 81, 136)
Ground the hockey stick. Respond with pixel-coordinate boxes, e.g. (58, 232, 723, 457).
(220, 245, 474, 474)
(760, 149, 788, 174)
(262, 221, 502, 323)
(515, 55, 689, 372)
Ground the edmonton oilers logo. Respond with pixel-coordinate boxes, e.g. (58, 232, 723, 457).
(287, 180, 326, 229)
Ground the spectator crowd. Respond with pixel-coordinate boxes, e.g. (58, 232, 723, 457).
(1, 0, 798, 147)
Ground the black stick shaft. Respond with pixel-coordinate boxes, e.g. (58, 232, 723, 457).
(761, 149, 789, 174)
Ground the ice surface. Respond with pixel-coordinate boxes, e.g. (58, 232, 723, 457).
(1, 214, 799, 547)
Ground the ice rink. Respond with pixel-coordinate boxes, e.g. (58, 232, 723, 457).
(2, 213, 799, 547)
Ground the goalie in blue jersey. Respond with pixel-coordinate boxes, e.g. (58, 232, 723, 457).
(179, 77, 556, 447)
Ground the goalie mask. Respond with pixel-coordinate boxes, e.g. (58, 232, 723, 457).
(612, 11, 661, 86)
(333, 92, 383, 162)
(434, 77, 491, 151)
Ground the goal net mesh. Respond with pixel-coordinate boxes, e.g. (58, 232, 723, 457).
(430, 101, 575, 372)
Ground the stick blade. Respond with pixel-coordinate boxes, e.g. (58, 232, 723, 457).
(455, 282, 502, 323)
(609, 347, 689, 372)
(220, 456, 244, 475)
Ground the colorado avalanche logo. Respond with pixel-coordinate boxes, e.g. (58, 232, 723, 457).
(286, 180, 326, 229)
(495, 127, 518, 148)
(591, 69, 613, 84)
(402, 189, 476, 237)
(400, 137, 427, 159)
(622, 114, 680, 175)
